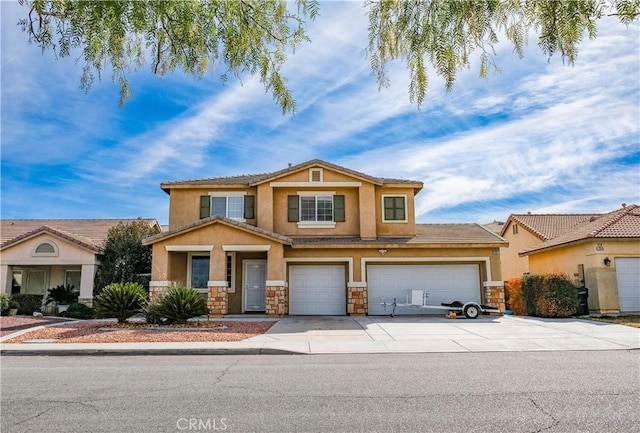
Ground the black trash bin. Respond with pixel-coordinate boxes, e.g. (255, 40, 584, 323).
(576, 287, 589, 315)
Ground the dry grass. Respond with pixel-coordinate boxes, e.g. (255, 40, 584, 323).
(3, 319, 276, 343)
(584, 315, 640, 328)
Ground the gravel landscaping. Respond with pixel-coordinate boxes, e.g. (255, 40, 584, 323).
(1, 316, 276, 343)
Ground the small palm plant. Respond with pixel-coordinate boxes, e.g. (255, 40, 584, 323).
(94, 282, 146, 324)
(156, 286, 208, 324)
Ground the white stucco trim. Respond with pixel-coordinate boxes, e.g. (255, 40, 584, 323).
(222, 245, 271, 251)
(266, 280, 286, 286)
(361, 257, 492, 283)
(297, 222, 336, 229)
(149, 280, 172, 288)
(296, 191, 336, 196)
(381, 194, 408, 223)
(483, 281, 505, 287)
(347, 282, 367, 288)
(208, 280, 228, 287)
(166, 245, 214, 252)
(284, 257, 354, 283)
(270, 181, 362, 187)
(32, 240, 59, 257)
(208, 191, 246, 197)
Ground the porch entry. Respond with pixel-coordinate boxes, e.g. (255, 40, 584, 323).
(243, 260, 266, 312)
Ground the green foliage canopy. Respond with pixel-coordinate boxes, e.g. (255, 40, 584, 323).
(17, 0, 639, 111)
(18, 0, 319, 112)
(94, 220, 159, 294)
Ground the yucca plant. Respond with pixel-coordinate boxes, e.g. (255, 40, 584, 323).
(156, 286, 208, 324)
(94, 282, 146, 323)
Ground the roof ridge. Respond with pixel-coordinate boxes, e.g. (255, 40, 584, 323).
(586, 204, 639, 237)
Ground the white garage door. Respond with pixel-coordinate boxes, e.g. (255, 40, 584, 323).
(615, 258, 640, 312)
(289, 265, 346, 315)
(368, 264, 481, 315)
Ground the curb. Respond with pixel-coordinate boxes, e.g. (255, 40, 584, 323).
(0, 347, 303, 356)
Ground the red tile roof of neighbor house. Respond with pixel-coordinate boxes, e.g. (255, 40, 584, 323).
(500, 213, 600, 240)
(519, 205, 640, 255)
(160, 159, 424, 193)
(0, 219, 161, 251)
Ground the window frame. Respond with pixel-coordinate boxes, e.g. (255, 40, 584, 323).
(64, 269, 82, 291)
(296, 192, 336, 228)
(208, 192, 247, 221)
(33, 241, 58, 257)
(381, 195, 408, 223)
(187, 253, 211, 293)
(226, 253, 236, 293)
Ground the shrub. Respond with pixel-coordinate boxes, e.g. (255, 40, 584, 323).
(8, 299, 20, 310)
(504, 277, 526, 315)
(45, 284, 79, 305)
(156, 286, 209, 324)
(11, 294, 44, 315)
(94, 282, 147, 324)
(142, 300, 164, 325)
(61, 302, 96, 320)
(0, 293, 11, 312)
(522, 274, 578, 318)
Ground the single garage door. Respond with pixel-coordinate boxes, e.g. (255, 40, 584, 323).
(289, 265, 346, 315)
(368, 264, 481, 315)
(615, 258, 640, 312)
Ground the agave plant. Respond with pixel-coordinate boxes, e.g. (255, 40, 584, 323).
(45, 284, 79, 305)
(94, 282, 146, 324)
(156, 286, 208, 324)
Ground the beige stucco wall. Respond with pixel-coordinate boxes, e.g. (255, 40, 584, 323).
(500, 221, 541, 280)
(150, 222, 286, 282)
(0, 234, 97, 265)
(527, 239, 639, 313)
(167, 186, 257, 230)
(374, 187, 417, 237)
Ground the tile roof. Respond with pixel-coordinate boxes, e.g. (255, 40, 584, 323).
(1, 219, 160, 251)
(501, 214, 600, 240)
(520, 205, 640, 254)
(292, 224, 506, 246)
(143, 216, 293, 245)
(160, 159, 423, 192)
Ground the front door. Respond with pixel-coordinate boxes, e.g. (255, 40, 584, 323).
(243, 260, 266, 312)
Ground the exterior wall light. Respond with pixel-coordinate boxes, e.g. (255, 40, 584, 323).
(604, 257, 611, 267)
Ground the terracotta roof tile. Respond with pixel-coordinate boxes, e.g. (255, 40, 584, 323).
(502, 214, 600, 240)
(1, 219, 160, 250)
(520, 205, 640, 254)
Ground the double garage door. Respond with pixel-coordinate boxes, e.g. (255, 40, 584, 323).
(368, 264, 481, 315)
(289, 265, 346, 315)
(616, 258, 640, 312)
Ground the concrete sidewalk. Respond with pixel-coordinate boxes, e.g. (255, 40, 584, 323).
(1, 315, 638, 355)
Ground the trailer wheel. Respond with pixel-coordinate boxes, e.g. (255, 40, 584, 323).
(464, 304, 480, 319)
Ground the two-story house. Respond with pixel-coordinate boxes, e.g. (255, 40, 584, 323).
(144, 160, 507, 316)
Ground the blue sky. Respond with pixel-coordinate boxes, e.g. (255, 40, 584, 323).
(1, 1, 639, 226)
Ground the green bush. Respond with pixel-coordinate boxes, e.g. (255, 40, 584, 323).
(45, 284, 79, 305)
(522, 274, 578, 318)
(61, 302, 96, 320)
(142, 300, 164, 325)
(11, 294, 44, 315)
(156, 287, 209, 324)
(94, 282, 147, 324)
(0, 293, 10, 312)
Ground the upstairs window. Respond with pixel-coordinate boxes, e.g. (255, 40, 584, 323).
(200, 194, 254, 220)
(383, 195, 407, 222)
(288, 194, 345, 225)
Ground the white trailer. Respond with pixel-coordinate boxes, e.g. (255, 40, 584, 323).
(381, 289, 501, 319)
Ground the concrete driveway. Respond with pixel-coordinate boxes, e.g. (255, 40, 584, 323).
(247, 315, 640, 354)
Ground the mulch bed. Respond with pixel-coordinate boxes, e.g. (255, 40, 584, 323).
(1, 318, 276, 343)
(0, 316, 70, 337)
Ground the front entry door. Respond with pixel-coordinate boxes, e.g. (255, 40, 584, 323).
(243, 260, 266, 312)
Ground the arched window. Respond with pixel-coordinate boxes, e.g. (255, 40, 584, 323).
(33, 241, 58, 256)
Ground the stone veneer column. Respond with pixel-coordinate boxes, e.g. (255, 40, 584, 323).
(149, 281, 171, 302)
(265, 280, 287, 317)
(347, 283, 368, 316)
(207, 281, 228, 317)
(483, 283, 505, 313)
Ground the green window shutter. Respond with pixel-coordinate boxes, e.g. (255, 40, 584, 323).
(334, 195, 345, 222)
(200, 195, 211, 219)
(244, 195, 255, 219)
(288, 195, 299, 222)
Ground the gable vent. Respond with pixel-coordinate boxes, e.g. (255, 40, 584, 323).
(35, 243, 55, 254)
(310, 169, 322, 182)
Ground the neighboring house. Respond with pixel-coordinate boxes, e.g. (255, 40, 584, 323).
(483, 220, 505, 235)
(501, 205, 640, 313)
(144, 160, 507, 317)
(0, 219, 161, 304)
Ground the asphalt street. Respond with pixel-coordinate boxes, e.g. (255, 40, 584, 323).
(2, 351, 639, 433)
